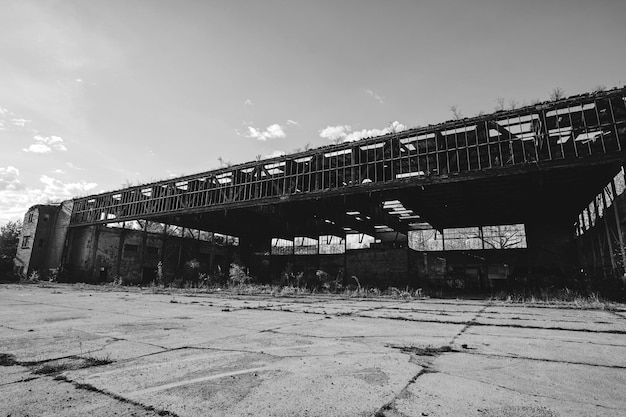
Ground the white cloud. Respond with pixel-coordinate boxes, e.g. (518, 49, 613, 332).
(246, 123, 286, 141)
(320, 121, 408, 143)
(0, 174, 98, 224)
(23, 135, 67, 153)
(53, 169, 65, 174)
(366, 89, 385, 104)
(264, 150, 286, 159)
(39, 175, 97, 197)
(244, 99, 253, 106)
(66, 162, 83, 170)
(23, 143, 52, 153)
(319, 125, 352, 142)
(287, 119, 300, 126)
(76, 78, 83, 83)
(0, 166, 22, 191)
(0, 107, 8, 116)
(11, 118, 30, 127)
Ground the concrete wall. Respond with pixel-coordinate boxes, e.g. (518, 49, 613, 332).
(64, 224, 233, 284)
(269, 247, 529, 291)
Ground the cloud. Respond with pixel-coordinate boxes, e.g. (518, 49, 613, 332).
(264, 150, 286, 159)
(0, 107, 8, 116)
(39, 175, 97, 197)
(320, 121, 408, 143)
(0, 166, 22, 191)
(66, 162, 83, 170)
(246, 123, 286, 141)
(287, 119, 300, 126)
(366, 89, 385, 104)
(23, 135, 67, 153)
(244, 99, 253, 106)
(11, 118, 31, 127)
(319, 125, 352, 142)
(0, 174, 98, 224)
(23, 143, 52, 153)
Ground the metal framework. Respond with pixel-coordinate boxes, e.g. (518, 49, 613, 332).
(71, 88, 626, 227)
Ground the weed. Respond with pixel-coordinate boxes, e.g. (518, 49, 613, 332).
(32, 361, 72, 375)
(491, 289, 609, 309)
(0, 353, 17, 366)
(82, 353, 113, 367)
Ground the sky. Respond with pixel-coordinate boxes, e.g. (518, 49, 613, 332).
(1, 0, 625, 225)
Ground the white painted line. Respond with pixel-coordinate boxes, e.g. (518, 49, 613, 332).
(126, 367, 267, 397)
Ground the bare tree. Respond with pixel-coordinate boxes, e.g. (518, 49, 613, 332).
(508, 99, 519, 110)
(592, 84, 606, 93)
(450, 105, 463, 120)
(549, 87, 565, 101)
(494, 97, 506, 111)
(217, 156, 232, 168)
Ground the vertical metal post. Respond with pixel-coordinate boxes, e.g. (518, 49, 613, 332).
(90, 225, 101, 282)
(611, 178, 626, 273)
(593, 199, 607, 277)
(601, 192, 617, 274)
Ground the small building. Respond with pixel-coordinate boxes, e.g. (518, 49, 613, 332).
(14, 201, 238, 284)
(14, 201, 73, 279)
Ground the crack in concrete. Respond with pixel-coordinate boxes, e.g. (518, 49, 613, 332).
(373, 344, 453, 417)
(450, 304, 490, 345)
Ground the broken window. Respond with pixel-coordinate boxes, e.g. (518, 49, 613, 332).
(444, 227, 482, 250)
(319, 235, 345, 254)
(482, 225, 526, 249)
(271, 238, 293, 256)
(294, 237, 318, 255)
(123, 244, 139, 256)
(409, 229, 443, 251)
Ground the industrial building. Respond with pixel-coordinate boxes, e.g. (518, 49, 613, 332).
(15, 87, 626, 292)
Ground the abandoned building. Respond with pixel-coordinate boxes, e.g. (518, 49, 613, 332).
(14, 87, 626, 292)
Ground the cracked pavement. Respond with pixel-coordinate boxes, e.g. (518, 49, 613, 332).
(1, 284, 625, 416)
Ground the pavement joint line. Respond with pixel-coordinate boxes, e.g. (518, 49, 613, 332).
(373, 345, 453, 416)
(349, 313, 626, 335)
(450, 303, 491, 345)
(459, 331, 626, 347)
(0, 376, 40, 387)
(0, 296, 166, 319)
(454, 349, 626, 370)
(52, 374, 180, 416)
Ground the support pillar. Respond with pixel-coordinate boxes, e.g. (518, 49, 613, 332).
(239, 235, 272, 282)
(89, 225, 101, 283)
(525, 218, 578, 287)
(611, 179, 626, 275)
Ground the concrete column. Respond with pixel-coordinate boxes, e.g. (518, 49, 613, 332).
(89, 225, 101, 282)
(239, 234, 271, 282)
(525, 218, 578, 284)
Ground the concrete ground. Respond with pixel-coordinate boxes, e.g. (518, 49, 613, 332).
(1, 284, 625, 417)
